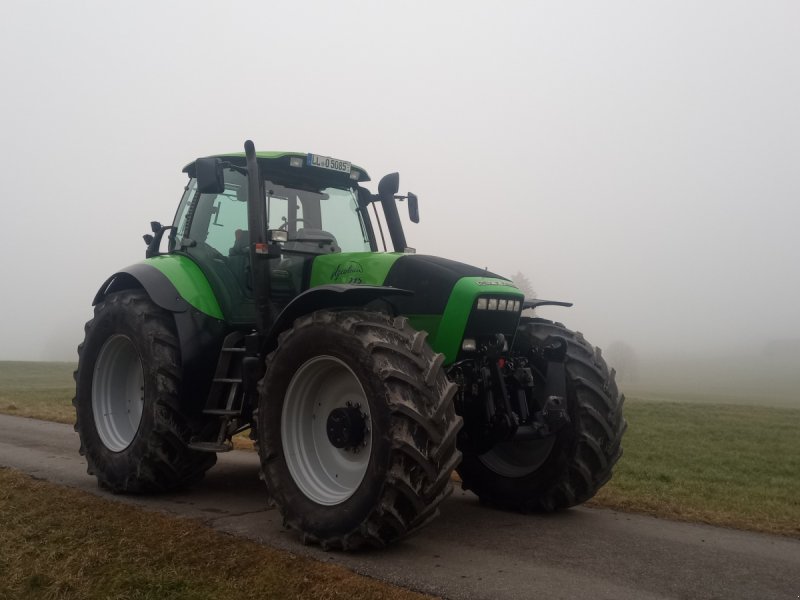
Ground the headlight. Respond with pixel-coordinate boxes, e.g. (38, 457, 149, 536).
(475, 296, 522, 312)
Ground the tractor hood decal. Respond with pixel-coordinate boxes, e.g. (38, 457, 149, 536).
(310, 253, 403, 287)
(330, 261, 365, 282)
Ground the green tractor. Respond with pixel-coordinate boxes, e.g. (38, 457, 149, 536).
(74, 140, 626, 549)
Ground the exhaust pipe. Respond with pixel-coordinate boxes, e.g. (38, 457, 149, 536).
(244, 140, 276, 333)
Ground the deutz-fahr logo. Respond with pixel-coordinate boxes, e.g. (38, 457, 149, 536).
(331, 261, 364, 283)
(477, 280, 516, 287)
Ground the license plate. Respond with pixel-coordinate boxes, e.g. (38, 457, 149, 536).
(306, 153, 351, 174)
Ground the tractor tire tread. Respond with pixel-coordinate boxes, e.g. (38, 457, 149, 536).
(73, 290, 215, 494)
(259, 310, 462, 550)
(458, 318, 625, 512)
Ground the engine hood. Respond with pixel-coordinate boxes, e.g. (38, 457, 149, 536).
(310, 252, 511, 315)
(383, 255, 506, 314)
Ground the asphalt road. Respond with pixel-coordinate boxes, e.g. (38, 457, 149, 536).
(1, 413, 797, 600)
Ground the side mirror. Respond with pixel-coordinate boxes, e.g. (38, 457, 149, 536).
(407, 192, 419, 223)
(378, 172, 399, 201)
(196, 157, 225, 194)
(144, 224, 177, 258)
(356, 186, 373, 208)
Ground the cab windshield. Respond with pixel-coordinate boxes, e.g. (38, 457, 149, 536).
(263, 180, 371, 254)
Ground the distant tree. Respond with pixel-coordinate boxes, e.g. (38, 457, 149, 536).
(605, 341, 639, 382)
(510, 271, 536, 300)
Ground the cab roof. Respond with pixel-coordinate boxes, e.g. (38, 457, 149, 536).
(182, 151, 371, 184)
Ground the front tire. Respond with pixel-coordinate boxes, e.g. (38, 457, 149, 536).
(258, 310, 462, 550)
(73, 291, 216, 492)
(457, 319, 626, 511)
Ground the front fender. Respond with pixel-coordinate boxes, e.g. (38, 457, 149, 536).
(94, 257, 224, 320)
(92, 261, 226, 413)
(264, 284, 412, 352)
(94, 263, 190, 313)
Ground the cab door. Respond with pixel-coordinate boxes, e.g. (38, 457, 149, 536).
(173, 169, 256, 325)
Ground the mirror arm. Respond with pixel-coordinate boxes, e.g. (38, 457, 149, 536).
(144, 225, 177, 259)
(220, 161, 248, 176)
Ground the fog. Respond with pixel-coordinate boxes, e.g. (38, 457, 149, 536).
(1, 1, 799, 393)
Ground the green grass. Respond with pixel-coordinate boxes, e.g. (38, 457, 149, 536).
(0, 361, 76, 423)
(1, 361, 798, 537)
(590, 399, 800, 536)
(0, 468, 433, 600)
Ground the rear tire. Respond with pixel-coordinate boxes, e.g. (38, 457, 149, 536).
(457, 319, 626, 511)
(73, 290, 216, 492)
(258, 310, 462, 550)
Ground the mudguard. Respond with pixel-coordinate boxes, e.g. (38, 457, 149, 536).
(264, 284, 413, 352)
(94, 263, 190, 312)
(92, 262, 226, 413)
(94, 257, 224, 319)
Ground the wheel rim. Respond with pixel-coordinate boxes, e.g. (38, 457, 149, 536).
(91, 335, 145, 452)
(281, 355, 372, 506)
(479, 437, 557, 478)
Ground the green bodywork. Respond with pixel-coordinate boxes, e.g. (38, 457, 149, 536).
(148, 250, 523, 364)
(434, 277, 522, 362)
(145, 255, 224, 320)
(310, 252, 523, 360)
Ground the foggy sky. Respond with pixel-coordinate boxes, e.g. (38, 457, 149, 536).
(1, 0, 799, 361)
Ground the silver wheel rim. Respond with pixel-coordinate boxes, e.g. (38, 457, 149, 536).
(92, 335, 145, 452)
(479, 437, 557, 478)
(281, 355, 372, 506)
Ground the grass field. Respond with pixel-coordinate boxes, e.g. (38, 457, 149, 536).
(0, 468, 432, 600)
(0, 361, 76, 423)
(1, 361, 798, 537)
(589, 399, 800, 536)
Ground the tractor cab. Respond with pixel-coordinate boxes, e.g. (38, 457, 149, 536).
(169, 153, 381, 324)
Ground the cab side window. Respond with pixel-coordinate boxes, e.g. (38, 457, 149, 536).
(172, 179, 196, 247)
(200, 193, 249, 255)
(188, 169, 249, 256)
(181, 169, 255, 323)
